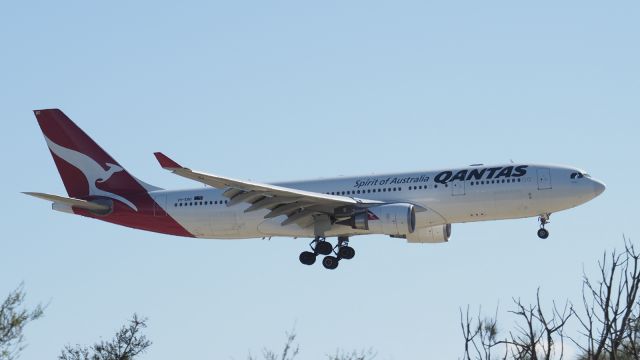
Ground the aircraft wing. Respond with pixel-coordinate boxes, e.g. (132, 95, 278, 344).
(154, 152, 379, 228)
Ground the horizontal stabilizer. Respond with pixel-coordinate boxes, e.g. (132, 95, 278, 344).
(23, 192, 111, 212)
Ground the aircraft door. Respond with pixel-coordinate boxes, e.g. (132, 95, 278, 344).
(152, 195, 167, 216)
(451, 179, 466, 196)
(537, 168, 552, 190)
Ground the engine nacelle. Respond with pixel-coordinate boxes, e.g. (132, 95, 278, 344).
(347, 203, 416, 236)
(406, 224, 451, 243)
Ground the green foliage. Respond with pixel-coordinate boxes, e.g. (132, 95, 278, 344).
(0, 283, 44, 360)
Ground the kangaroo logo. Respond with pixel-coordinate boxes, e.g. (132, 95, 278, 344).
(44, 136, 138, 211)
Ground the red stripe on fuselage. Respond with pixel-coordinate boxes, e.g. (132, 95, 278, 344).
(74, 193, 194, 238)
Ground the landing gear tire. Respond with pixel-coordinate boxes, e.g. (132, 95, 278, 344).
(537, 228, 549, 239)
(299, 251, 316, 265)
(322, 255, 339, 270)
(537, 214, 551, 239)
(338, 246, 355, 260)
(300, 236, 355, 268)
(315, 241, 333, 255)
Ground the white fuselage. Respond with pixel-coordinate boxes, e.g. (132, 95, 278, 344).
(148, 163, 605, 239)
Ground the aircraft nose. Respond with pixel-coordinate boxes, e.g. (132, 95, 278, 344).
(592, 179, 606, 197)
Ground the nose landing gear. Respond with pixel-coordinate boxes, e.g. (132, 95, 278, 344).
(537, 214, 550, 239)
(299, 236, 355, 270)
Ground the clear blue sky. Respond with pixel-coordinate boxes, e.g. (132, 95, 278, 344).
(1, 1, 638, 359)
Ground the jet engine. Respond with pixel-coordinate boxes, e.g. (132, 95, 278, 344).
(406, 224, 452, 243)
(342, 203, 416, 236)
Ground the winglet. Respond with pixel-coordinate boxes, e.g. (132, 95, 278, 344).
(154, 152, 183, 169)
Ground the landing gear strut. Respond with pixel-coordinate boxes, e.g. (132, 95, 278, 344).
(299, 236, 356, 270)
(336, 236, 355, 260)
(537, 214, 550, 239)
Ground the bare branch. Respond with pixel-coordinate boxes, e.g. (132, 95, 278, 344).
(58, 314, 151, 360)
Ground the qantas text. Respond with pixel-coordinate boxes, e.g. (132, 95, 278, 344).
(352, 166, 528, 188)
(434, 165, 528, 184)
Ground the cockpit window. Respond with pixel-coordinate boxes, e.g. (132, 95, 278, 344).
(570, 172, 585, 179)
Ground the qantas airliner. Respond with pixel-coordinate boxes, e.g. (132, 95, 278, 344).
(26, 109, 606, 269)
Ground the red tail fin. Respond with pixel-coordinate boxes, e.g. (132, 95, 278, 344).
(34, 109, 159, 209)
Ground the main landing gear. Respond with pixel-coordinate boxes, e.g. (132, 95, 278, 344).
(299, 236, 356, 270)
(537, 213, 550, 239)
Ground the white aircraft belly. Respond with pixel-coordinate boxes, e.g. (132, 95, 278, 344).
(153, 164, 603, 240)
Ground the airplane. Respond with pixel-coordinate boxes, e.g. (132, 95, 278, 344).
(25, 109, 606, 270)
